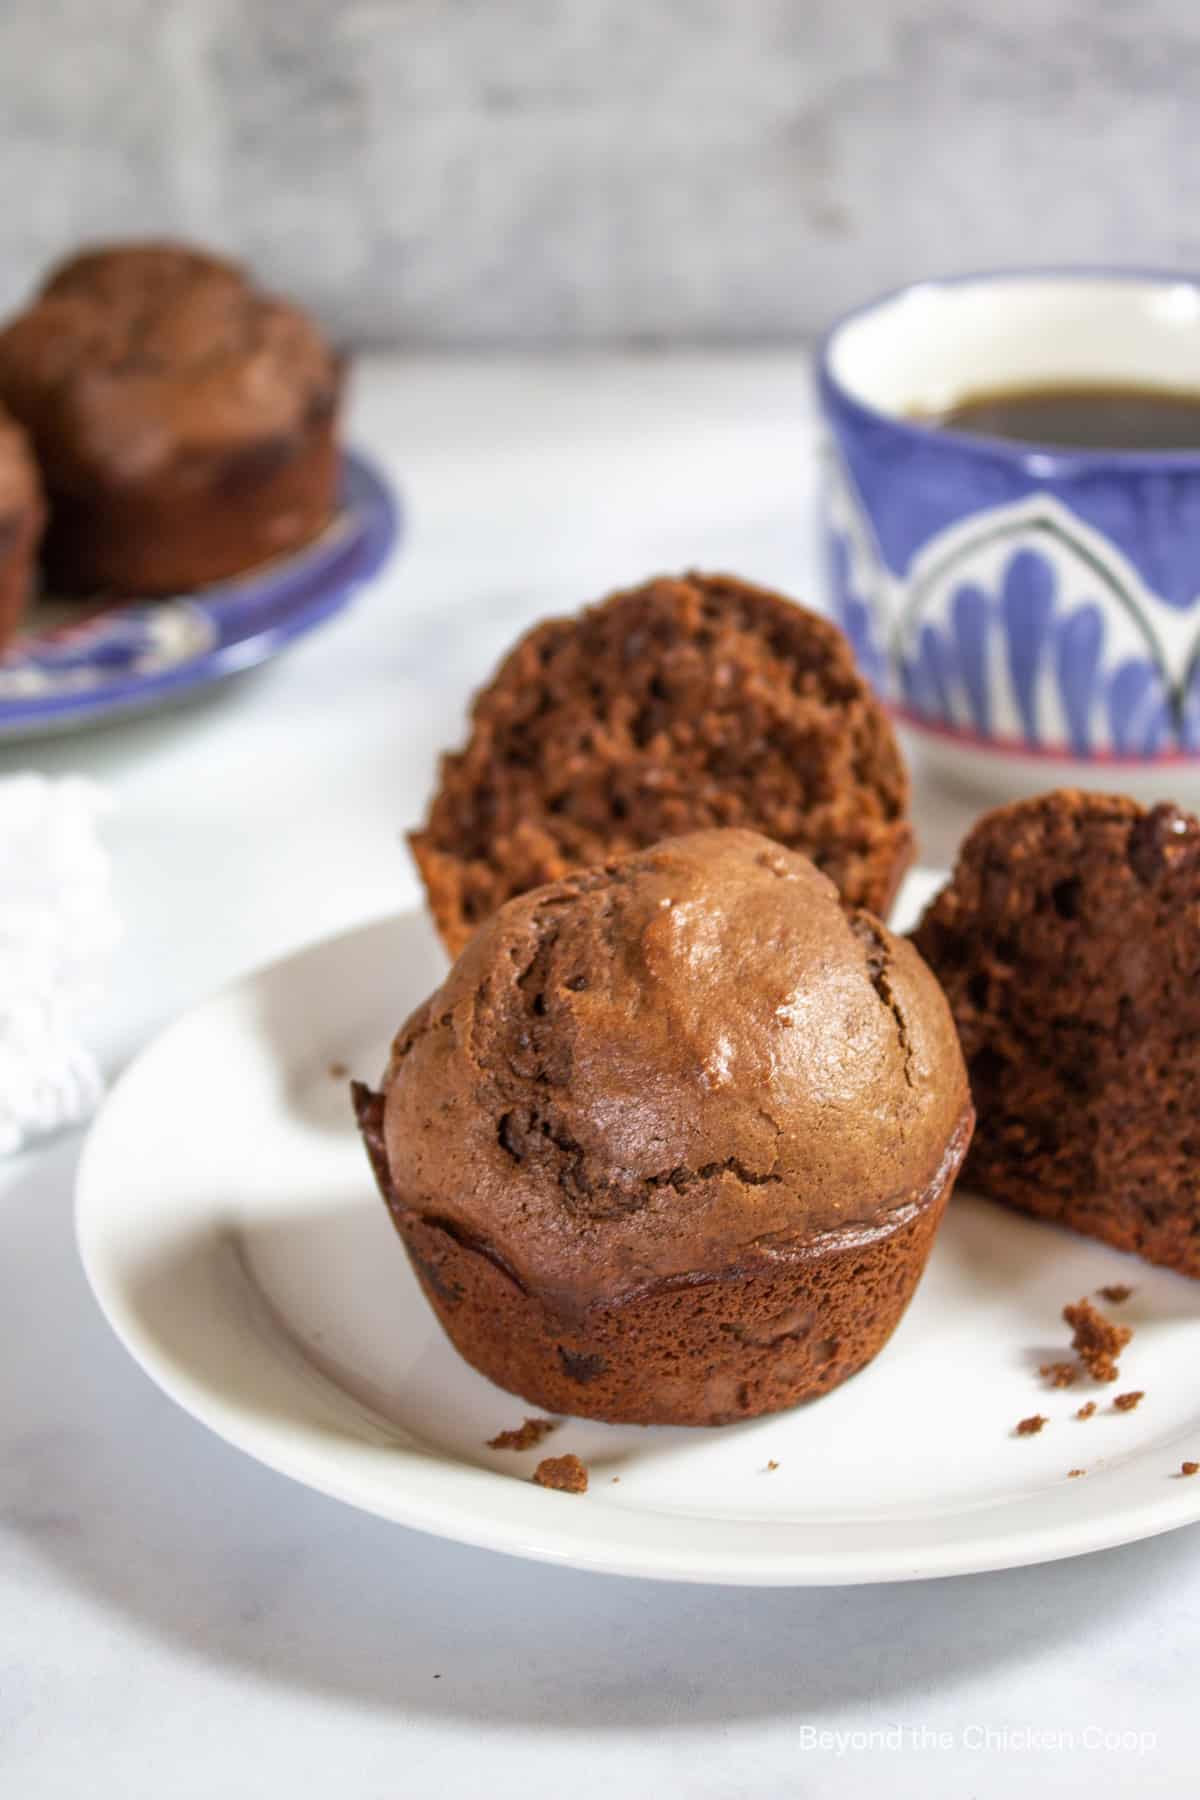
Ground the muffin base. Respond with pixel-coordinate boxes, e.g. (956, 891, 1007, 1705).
(42, 412, 340, 598)
(355, 1084, 972, 1427)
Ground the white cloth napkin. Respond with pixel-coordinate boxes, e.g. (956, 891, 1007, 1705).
(0, 775, 117, 1156)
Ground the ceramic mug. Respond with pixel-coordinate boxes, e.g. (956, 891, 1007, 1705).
(817, 271, 1200, 796)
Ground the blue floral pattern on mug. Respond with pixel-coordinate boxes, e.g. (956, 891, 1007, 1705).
(824, 454, 1200, 760)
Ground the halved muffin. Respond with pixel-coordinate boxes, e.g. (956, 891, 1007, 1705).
(411, 571, 913, 956)
(914, 789, 1200, 1276)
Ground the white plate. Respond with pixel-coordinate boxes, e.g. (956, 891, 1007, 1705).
(76, 870, 1200, 1586)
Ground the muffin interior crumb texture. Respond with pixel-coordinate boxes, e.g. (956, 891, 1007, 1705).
(914, 792, 1200, 1278)
(411, 572, 912, 955)
(532, 1453, 588, 1494)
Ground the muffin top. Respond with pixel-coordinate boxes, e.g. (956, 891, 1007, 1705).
(377, 829, 970, 1305)
(0, 240, 340, 490)
(410, 571, 913, 956)
(0, 402, 43, 518)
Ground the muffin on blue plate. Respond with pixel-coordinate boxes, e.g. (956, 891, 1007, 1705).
(0, 241, 342, 596)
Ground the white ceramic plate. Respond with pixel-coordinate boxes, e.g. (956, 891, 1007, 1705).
(76, 871, 1200, 1586)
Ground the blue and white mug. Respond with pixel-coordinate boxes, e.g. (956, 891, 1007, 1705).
(818, 271, 1200, 794)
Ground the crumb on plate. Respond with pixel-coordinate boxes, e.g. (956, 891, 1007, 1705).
(328, 1061, 349, 1080)
(1068, 1468, 1086, 1478)
(1181, 1462, 1199, 1477)
(1063, 1297, 1132, 1382)
(1016, 1414, 1047, 1437)
(533, 1453, 588, 1494)
(765, 1459, 779, 1472)
(487, 1416, 559, 1452)
(1113, 1391, 1144, 1413)
(1098, 1283, 1133, 1304)
(1040, 1359, 1079, 1388)
(1076, 1401, 1097, 1420)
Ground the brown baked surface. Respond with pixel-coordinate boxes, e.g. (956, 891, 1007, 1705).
(0, 403, 45, 651)
(913, 789, 1200, 1278)
(356, 827, 971, 1426)
(411, 572, 913, 957)
(0, 240, 342, 595)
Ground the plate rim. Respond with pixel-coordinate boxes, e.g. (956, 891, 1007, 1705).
(0, 449, 401, 740)
(75, 896, 1200, 1587)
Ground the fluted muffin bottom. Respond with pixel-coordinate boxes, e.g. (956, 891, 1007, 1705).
(357, 1087, 972, 1427)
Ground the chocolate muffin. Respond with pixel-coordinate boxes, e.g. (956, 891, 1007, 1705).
(355, 828, 972, 1426)
(0, 241, 342, 595)
(913, 790, 1200, 1277)
(411, 572, 913, 957)
(0, 404, 45, 652)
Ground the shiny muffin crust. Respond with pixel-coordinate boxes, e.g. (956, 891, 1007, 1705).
(357, 829, 972, 1426)
(411, 572, 913, 957)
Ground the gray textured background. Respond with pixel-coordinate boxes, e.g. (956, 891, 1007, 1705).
(2, 0, 1199, 347)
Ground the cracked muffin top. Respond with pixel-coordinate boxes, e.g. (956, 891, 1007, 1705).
(376, 828, 970, 1304)
(410, 571, 913, 957)
(0, 240, 340, 490)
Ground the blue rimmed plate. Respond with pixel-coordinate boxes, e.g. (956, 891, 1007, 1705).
(0, 450, 400, 740)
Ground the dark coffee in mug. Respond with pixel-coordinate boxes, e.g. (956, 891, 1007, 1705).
(918, 382, 1200, 451)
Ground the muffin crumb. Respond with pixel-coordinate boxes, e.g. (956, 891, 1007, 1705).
(533, 1453, 589, 1493)
(1040, 1359, 1079, 1388)
(1112, 1391, 1144, 1413)
(488, 1417, 559, 1452)
(1098, 1284, 1134, 1304)
(1063, 1298, 1132, 1383)
(1180, 1461, 1198, 1477)
(1075, 1401, 1097, 1421)
(1068, 1468, 1086, 1478)
(764, 1459, 779, 1472)
(1016, 1414, 1047, 1436)
(328, 1060, 349, 1081)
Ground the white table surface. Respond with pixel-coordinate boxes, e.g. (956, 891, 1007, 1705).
(2, 356, 1193, 1797)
